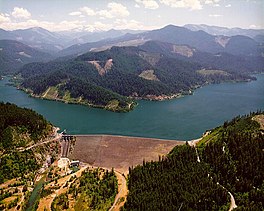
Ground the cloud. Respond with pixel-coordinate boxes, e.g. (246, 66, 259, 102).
(0, 17, 86, 31)
(248, 24, 261, 29)
(204, 0, 219, 4)
(204, 0, 221, 7)
(209, 14, 222, 17)
(225, 4, 231, 7)
(160, 0, 203, 10)
(135, 0, 159, 9)
(69, 11, 82, 16)
(106, 2, 130, 17)
(79, 2, 129, 19)
(12, 7, 31, 19)
(213, 3, 220, 7)
(97, 10, 113, 18)
(114, 19, 144, 30)
(79, 7, 96, 16)
(0, 13, 11, 23)
(249, 24, 257, 28)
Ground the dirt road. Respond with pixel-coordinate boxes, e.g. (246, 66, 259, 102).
(109, 170, 128, 211)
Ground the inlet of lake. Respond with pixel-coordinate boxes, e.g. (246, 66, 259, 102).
(0, 74, 263, 140)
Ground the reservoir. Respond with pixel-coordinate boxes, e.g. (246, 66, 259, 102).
(0, 75, 263, 140)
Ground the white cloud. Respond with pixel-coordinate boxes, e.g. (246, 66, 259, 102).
(0, 13, 11, 23)
(107, 2, 130, 17)
(114, 19, 144, 30)
(213, 3, 220, 7)
(204, 0, 220, 4)
(249, 24, 257, 28)
(209, 14, 222, 17)
(12, 7, 31, 19)
(69, 11, 82, 16)
(204, 0, 221, 7)
(0, 17, 86, 31)
(80, 7, 96, 16)
(135, 0, 159, 9)
(225, 4, 231, 7)
(57, 20, 85, 31)
(160, 0, 203, 10)
(248, 24, 261, 29)
(97, 10, 113, 18)
(79, 2, 129, 19)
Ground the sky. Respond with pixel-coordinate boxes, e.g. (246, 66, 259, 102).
(0, 0, 263, 32)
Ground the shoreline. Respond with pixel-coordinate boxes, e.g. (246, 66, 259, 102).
(61, 133, 207, 143)
(69, 133, 187, 142)
(5, 75, 258, 115)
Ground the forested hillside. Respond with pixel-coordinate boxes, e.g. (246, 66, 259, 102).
(124, 112, 264, 210)
(0, 40, 52, 75)
(51, 168, 117, 211)
(18, 41, 259, 112)
(0, 102, 55, 183)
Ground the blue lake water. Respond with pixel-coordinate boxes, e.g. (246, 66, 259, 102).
(0, 75, 263, 140)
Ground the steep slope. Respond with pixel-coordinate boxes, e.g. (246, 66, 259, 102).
(224, 35, 259, 56)
(0, 29, 17, 40)
(0, 102, 56, 183)
(11, 27, 70, 53)
(124, 112, 264, 210)
(143, 24, 223, 53)
(139, 40, 264, 74)
(0, 40, 52, 74)
(19, 60, 135, 112)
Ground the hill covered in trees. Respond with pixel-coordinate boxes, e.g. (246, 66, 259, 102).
(123, 111, 264, 210)
(0, 102, 56, 183)
(0, 40, 52, 75)
(51, 168, 117, 211)
(18, 40, 261, 112)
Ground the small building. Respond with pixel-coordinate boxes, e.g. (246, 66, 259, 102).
(58, 157, 70, 169)
(70, 160, 80, 167)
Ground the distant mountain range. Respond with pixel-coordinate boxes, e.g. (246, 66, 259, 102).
(0, 27, 144, 53)
(63, 29, 145, 47)
(184, 24, 264, 40)
(0, 27, 69, 53)
(58, 25, 264, 57)
(1, 24, 263, 56)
